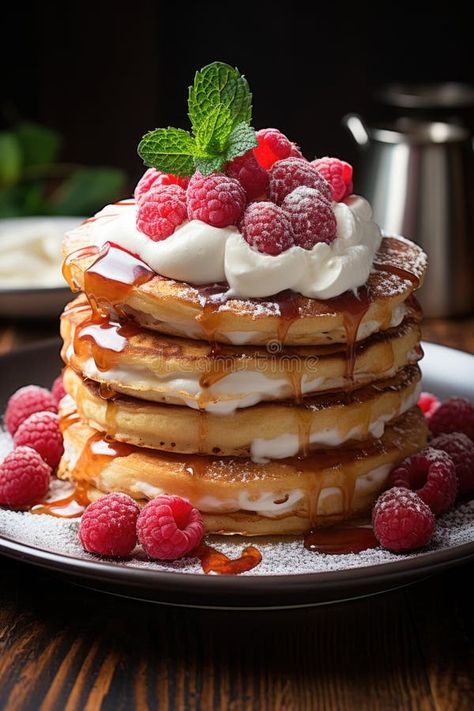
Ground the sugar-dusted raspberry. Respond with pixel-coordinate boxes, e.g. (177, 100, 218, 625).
(79, 493, 140, 557)
(430, 432, 474, 496)
(136, 184, 187, 240)
(389, 447, 457, 515)
(418, 392, 441, 419)
(51, 375, 66, 406)
(137, 495, 204, 560)
(253, 128, 293, 169)
(429, 397, 474, 441)
(14, 411, 64, 469)
(240, 201, 294, 256)
(311, 157, 353, 202)
(372, 487, 435, 552)
(186, 171, 246, 228)
(226, 149, 269, 200)
(282, 186, 337, 249)
(134, 168, 189, 202)
(0, 446, 51, 507)
(4, 385, 57, 436)
(268, 157, 333, 205)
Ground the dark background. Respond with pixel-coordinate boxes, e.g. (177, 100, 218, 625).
(2, 1, 472, 190)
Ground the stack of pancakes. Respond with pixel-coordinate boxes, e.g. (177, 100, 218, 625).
(58, 212, 428, 534)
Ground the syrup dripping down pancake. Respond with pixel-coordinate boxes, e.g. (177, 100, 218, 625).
(62, 230, 426, 346)
(61, 296, 422, 412)
(58, 404, 428, 535)
(63, 364, 422, 459)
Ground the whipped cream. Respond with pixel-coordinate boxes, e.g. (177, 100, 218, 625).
(73, 196, 382, 300)
(250, 384, 421, 462)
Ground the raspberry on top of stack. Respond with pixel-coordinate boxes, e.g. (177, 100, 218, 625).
(58, 62, 429, 536)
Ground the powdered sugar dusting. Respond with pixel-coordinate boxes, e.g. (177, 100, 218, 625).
(0, 501, 472, 576)
(1, 433, 472, 577)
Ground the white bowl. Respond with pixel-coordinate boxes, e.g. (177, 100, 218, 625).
(0, 216, 82, 318)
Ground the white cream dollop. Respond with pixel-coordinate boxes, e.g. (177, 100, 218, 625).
(224, 196, 382, 298)
(73, 196, 382, 299)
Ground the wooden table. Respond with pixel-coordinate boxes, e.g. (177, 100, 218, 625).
(0, 315, 473, 711)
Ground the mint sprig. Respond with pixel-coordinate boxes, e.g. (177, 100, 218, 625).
(138, 128, 196, 177)
(138, 62, 257, 177)
(188, 63, 252, 136)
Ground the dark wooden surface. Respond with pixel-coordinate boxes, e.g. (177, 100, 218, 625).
(0, 315, 473, 711)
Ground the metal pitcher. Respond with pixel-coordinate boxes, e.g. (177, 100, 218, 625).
(344, 114, 474, 317)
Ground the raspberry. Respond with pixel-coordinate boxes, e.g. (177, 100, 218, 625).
(0, 446, 51, 507)
(4, 385, 57, 436)
(282, 186, 337, 248)
(311, 157, 353, 201)
(254, 128, 302, 169)
(429, 397, 474, 441)
(418, 392, 441, 419)
(389, 447, 457, 515)
(372, 487, 435, 552)
(268, 157, 333, 205)
(430, 432, 474, 496)
(240, 201, 294, 256)
(51, 375, 66, 406)
(134, 168, 189, 202)
(186, 172, 246, 228)
(79, 493, 140, 557)
(14, 411, 64, 469)
(225, 149, 269, 200)
(136, 184, 187, 240)
(136, 495, 204, 560)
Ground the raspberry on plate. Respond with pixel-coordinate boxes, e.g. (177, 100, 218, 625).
(389, 447, 457, 515)
(268, 157, 333, 205)
(429, 397, 474, 441)
(418, 392, 441, 419)
(14, 411, 64, 469)
(136, 184, 187, 240)
(4, 385, 57, 436)
(186, 171, 246, 228)
(0, 446, 51, 507)
(253, 128, 303, 169)
(226, 149, 269, 200)
(79, 493, 140, 558)
(136, 495, 204, 560)
(51, 375, 66, 406)
(311, 157, 353, 202)
(134, 168, 189, 202)
(372, 487, 435, 552)
(430, 432, 474, 496)
(282, 186, 337, 248)
(240, 201, 294, 256)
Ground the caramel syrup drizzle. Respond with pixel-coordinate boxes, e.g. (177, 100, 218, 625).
(193, 543, 262, 574)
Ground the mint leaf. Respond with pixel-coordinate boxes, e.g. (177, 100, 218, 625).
(188, 62, 252, 136)
(195, 104, 233, 154)
(225, 122, 257, 163)
(138, 128, 196, 176)
(194, 155, 226, 175)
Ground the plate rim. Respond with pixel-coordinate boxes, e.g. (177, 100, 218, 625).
(0, 526, 472, 590)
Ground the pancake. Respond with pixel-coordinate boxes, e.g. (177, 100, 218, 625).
(61, 296, 423, 413)
(58, 403, 428, 534)
(62, 225, 426, 346)
(63, 364, 421, 460)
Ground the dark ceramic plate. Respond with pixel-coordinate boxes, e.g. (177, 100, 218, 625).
(0, 340, 473, 609)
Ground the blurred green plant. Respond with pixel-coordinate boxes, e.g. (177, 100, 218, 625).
(0, 121, 127, 217)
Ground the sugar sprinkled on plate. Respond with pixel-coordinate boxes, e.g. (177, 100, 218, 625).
(1, 431, 473, 576)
